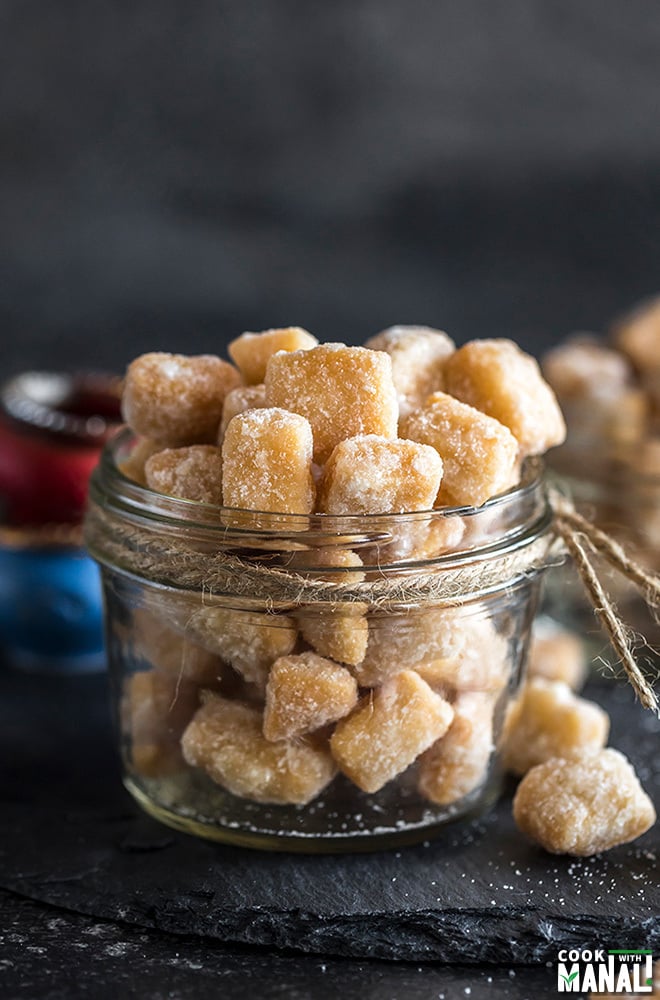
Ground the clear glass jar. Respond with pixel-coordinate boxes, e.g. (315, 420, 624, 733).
(86, 428, 552, 852)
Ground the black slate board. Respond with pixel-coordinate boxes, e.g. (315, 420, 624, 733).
(1, 891, 562, 1000)
(1, 668, 658, 965)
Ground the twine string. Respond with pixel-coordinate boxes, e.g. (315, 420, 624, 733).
(85, 489, 660, 714)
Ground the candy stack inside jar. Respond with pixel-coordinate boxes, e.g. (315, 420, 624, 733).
(101, 327, 569, 847)
(541, 296, 660, 639)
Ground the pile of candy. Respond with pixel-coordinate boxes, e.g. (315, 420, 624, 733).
(115, 326, 655, 854)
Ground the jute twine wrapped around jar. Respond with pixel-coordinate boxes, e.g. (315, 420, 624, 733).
(85, 488, 660, 714)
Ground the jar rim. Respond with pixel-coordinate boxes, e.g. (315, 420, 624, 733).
(98, 425, 545, 526)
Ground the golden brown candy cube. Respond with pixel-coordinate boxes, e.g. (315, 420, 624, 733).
(218, 384, 267, 439)
(400, 391, 519, 507)
(527, 622, 586, 691)
(330, 670, 454, 793)
(118, 437, 163, 486)
(222, 407, 315, 514)
(363, 326, 455, 419)
(418, 691, 495, 805)
(513, 749, 656, 856)
(228, 327, 318, 385)
(122, 670, 200, 778)
(263, 651, 358, 741)
(265, 344, 399, 463)
(298, 606, 369, 667)
(181, 691, 336, 804)
(502, 678, 609, 776)
(444, 339, 566, 457)
(122, 352, 241, 447)
(187, 606, 297, 691)
(612, 296, 660, 373)
(317, 435, 443, 515)
(145, 445, 224, 504)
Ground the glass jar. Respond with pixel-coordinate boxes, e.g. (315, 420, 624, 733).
(86, 428, 553, 852)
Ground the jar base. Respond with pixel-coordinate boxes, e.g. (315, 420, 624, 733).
(124, 774, 503, 854)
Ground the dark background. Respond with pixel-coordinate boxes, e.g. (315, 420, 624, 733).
(2, 0, 660, 378)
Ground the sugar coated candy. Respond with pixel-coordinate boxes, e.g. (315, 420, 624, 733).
(400, 391, 519, 507)
(527, 622, 586, 691)
(363, 326, 455, 419)
(418, 691, 495, 805)
(542, 338, 633, 402)
(444, 339, 566, 456)
(228, 327, 318, 385)
(298, 606, 369, 667)
(317, 434, 443, 515)
(145, 445, 224, 504)
(222, 407, 315, 514)
(131, 607, 226, 687)
(502, 678, 609, 776)
(612, 296, 660, 373)
(187, 606, 297, 690)
(119, 437, 162, 486)
(263, 651, 358, 741)
(122, 670, 199, 778)
(513, 748, 656, 855)
(122, 352, 241, 447)
(219, 384, 267, 439)
(265, 343, 398, 463)
(330, 670, 454, 792)
(181, 691, 336, 804)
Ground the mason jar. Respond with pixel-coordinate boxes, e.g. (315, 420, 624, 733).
(85, 428, 554, 852)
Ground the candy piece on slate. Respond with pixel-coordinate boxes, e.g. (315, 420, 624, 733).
(222, 407, 315, 514)
(122, 352, 241, 447)
(144, 445, 224, 504)
(298, 606, 369, 667)
(228, 327, 318, 385)
(265, 343, 399, 464)
(330, 670, 454, 793)
(502, 678, 609, 776)
(363, 326, 455, 419)
(118, 437, 163, 486)
(526, 623, 587, 691)
(444, 339, 566, 457)
(612, 296, 660, 373)
(418, 691, 495, 805)
(218, 384, 267, 439)
(400, 391, 519, 507)
(317, 434, 443, 515)
(181, 691, 336, 804)
(131, 607, 227, 687)
(122, 670, 200, 777)
(513, 748, 656, 856)
(263, 651, 358, 741)
(187, 607, 297, 690)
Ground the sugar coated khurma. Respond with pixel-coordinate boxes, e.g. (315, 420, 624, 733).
(85, 324, 654, 852)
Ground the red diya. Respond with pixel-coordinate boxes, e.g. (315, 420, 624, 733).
(0, 371, 122, 672)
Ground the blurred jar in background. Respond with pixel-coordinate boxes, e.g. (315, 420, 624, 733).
(540, 297, 660, 649)
(0, 371, 122, 672)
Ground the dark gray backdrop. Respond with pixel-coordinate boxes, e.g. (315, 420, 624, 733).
(2, 0, 660, 376)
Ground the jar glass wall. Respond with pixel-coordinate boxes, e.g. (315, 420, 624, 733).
(87, 429, 551, 852)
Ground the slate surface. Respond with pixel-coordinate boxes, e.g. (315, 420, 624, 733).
(0, 891, 559, 1000)
(1, 666, 658, 967)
